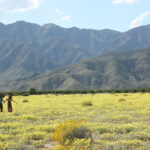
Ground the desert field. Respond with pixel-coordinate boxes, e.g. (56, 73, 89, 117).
(0, 93, 150, 150)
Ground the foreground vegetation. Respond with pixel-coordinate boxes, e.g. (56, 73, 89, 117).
(0, 93, 150, 149)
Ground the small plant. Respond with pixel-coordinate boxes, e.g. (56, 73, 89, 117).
(115, 125, 135, 134)
(82, 101, 93, 106)
(51, 120, 91, 144)
(22, 99, 29, 103)
(33, 141, 44, 148)
(71, 126, 91, 139)
(52, 145, 71, 150)
(71, 139, 93, 150)
(23, 132, 46, 144)
(98, 127, 111, 134)
(118, 98, 126, 102)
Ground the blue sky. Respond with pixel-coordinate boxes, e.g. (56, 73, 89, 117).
(0, 0, 150, 31)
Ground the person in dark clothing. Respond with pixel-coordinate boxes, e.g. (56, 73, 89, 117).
(0, 94, 5, 112)
(5, 95, 17, 112)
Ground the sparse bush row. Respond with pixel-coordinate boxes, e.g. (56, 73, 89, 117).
(1, 87, 150, 96)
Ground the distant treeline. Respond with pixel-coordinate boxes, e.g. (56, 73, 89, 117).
(1, 87, 150, 96)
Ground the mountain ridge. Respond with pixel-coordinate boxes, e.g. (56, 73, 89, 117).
(1, 48, 150, 91)
(0, 21, 150, 91)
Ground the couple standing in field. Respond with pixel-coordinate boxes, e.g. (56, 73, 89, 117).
(0, 94, 17, 113)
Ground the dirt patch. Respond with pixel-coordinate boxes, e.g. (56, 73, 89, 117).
(44, 142, 58, 149)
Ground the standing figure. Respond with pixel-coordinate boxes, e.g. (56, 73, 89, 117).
(0, 94, 4, 112)
(5, 95, 17, 112)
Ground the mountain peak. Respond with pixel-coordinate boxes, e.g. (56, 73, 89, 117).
(0, 21, 150, 91)
(43, 23, 62, 29)
(7, 21, 41, 28)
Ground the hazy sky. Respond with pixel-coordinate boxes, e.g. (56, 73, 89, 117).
(0, 0, 150, 31)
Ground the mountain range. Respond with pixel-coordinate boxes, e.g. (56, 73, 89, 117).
(0, 21, 150, 91)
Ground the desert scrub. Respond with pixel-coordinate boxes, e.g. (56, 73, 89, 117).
(71, 138, 93, 150)
(97, 139, 144, 150)
(82, 101, 93, 106)
(118, 98, 126, 102)
(22, 99, 29, 103)
(98, 126, 112, 134)
(23, 132, 46, 144)
(51, 119, 91, 144)
(114, 124, 137, 134)
(33, 140, 45, 148)
(36, 125, 55, 133)
(129, 131, 150, 141)
(0, 134, 10, 141)
(21, 115, 37, 121)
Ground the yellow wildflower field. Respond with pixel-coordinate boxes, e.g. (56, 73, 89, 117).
(0, 93, 150, 149)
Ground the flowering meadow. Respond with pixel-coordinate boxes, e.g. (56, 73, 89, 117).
(0, 93, 150, 149)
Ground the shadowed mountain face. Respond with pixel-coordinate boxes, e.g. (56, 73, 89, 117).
(1, 48, 150, 91)
(0, 21, 150, 91)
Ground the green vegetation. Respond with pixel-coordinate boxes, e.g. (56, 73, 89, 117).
(82, 101, 93, 106)
(51, 120, 91, 144)
(1, 86, 150, 96)
(22, 99, 29, 103)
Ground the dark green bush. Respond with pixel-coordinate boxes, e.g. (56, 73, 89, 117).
(82, 101, 93, 106)
(29, 88, 37, 95)
(22, 93, 29, 96)
(22, 99, 29, 103)
(72, 127, 92, 139)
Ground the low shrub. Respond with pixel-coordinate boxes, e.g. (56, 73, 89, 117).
(22, 99, 29, 103)
(115, 125, 135, 134)
(118, 98, 126, 102)
(69, 126, 91, 139)
(23, 132, 46, 144)
(82, 101, 93, 106)
(71, 139, 92, 150)
(33, 141, 44, 148)
(51, 120, 91, 144)
(131, 132, 150, 141)
(98, 127, 111, 134)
